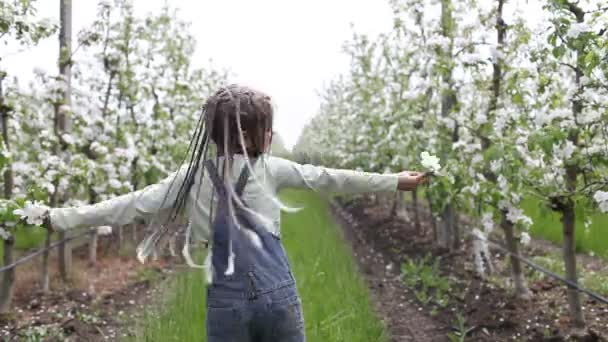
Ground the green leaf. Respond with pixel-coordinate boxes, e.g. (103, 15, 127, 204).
(552, 45, 566, 59)
(584, 51, 600, 72)
(513, 92, 524, 106)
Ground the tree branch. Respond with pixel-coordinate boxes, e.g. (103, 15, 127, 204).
(585, 6, 608, 15)
(566, 1, 585, 22)
(559, 62, 580, 73)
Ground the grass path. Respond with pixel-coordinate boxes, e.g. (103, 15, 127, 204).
(130, 190, 387, 341)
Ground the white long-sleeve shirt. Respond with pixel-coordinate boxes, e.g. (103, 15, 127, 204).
(50, 155, 399, 241)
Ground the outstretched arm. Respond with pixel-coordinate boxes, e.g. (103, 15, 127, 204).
(271, 157, 424, 194)
(49, 166, 187, 231)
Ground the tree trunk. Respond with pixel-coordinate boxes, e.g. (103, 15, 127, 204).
(390, 191, 407, 219)
(87, 185, 98, 266)
(152, 247, 159, 262)
(0, 69, 16, 313)
(57, 0, 73, 281)
(438, 204, 453, 249)
(426, 193, 438, 242)
(0, 236, 15, 314)
(376, 193, 387, 208)
(451, 205, 460, 250)
(390, 192, 398, 216)
(117, 225, 124, 251)
(559, 3, 585, 330)
(412, 188, 421, 234)
(438, 0, 458, 251)
(562, 199, 585, 328)
(500, 212, 530, 298)
(169, 234, 177, 257)
(57, 232, 72, 280)
(0, 72, 13, 200)
(131, 223, 138, 244)
(88, 231, 98, 266)
(44, 178, 61, 291)
(40, 231, 52, 293)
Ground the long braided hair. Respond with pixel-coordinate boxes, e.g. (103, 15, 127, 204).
(136, 84, 297, 272)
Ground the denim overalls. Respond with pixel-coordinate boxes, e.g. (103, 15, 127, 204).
(204, 159, 305, 342)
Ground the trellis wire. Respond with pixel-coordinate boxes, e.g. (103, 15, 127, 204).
(0, 228, 94, 273)
(470, 232, 608, 305)
(331, 199, 608, 306)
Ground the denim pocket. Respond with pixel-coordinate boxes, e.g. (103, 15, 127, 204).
(271, 295, 305, 330)
(206, 305, 245, 338)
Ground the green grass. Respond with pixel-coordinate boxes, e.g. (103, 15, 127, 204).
(530, 252, 608, 296)
(129, 190, 387, 342)
(521, 198, 608, 258)
(0, 227, 47, 262)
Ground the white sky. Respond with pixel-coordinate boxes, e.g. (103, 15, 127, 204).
(2, 0, 395, 149)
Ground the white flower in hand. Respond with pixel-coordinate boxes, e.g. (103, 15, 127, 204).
(420, 151, 441, 173)
(13, 201, 50, 226)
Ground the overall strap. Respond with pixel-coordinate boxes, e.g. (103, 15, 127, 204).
(234, 158, 257, 197)
(204, 158, 257, 198)
(204, 160, 226, 198)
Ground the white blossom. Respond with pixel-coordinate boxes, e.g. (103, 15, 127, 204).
(420, 151, 441, 173)
(90, 141, 109, 155)
(489, 46, 504, 62)
(0, 227, 11, 240)
(520, 232, 531, 246)
(594, 191, 608, 213)
(469, 182, 480, 195)
(472, 228, 493, 276)
(61, 133, 75, 145)
(490, 160, 501, 173)
(498, 175, 509, 192)
(481, 212, 494, 233)
(506, 206, 532, 226)
(108, 179, 122, 189)
(13, 201, 50, 226)
(566, 22, 590, 38)
(40, 181, 55, 194)
(553, 140, 576, 160)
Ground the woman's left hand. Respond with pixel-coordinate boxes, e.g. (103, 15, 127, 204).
(396, 171, 427, 191)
